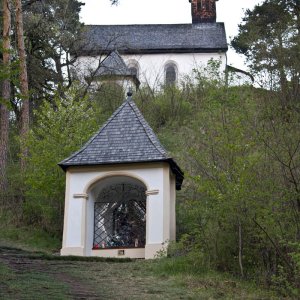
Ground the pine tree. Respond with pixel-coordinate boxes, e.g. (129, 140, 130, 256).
(0, 0, 11, 193)
(15, 0, 30, 171)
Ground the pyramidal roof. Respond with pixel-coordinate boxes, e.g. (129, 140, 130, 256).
(94, 50, 132, 77)
(59, 95, 184, 190)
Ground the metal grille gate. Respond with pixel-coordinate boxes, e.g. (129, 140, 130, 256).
(93, 183, 146, 249)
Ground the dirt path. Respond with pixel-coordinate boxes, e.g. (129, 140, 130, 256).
(0, 247, 99, 299)
(0, 246, 281, 299)
(0, 247, 193, 299)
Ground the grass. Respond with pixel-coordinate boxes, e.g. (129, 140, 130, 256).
(67, 260, 195, 299)
(0, 244, 282, 299)
(148, 257, 280, 300)
(0, 225, 60, 253)
(0, 209, 61, 253)
(0, 214, 284, 299)
(0, 260, 70, 299)
(0, 246, 196, 299)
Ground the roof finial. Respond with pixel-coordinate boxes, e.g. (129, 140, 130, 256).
(126, 87, 133, 101)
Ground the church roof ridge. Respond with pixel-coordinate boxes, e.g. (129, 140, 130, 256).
(74, 22, 227, 56)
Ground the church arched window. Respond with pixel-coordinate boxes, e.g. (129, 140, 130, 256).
(165, 62, 177, 85)
(129, 67, 138, 77)
(127, 60, 140, 79)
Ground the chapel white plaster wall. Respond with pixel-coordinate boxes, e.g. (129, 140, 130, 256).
(73, 52, 226, 89)
(170, 175, 176, 241)
(62, 164, 172, 256)
(65, 195, 84, 247)
(163, 166, 171, 243)
(85, 190, 95, 256)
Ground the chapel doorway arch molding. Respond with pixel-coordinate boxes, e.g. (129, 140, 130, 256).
(85, 174, 150, 258)
(83, 172, 149, 195)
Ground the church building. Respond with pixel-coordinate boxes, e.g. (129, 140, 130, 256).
(72, 0, 227, 89)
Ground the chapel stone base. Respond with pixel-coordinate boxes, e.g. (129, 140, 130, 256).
(91, 248, 145, 259)
(145, 243, 166, 259)
(60, 247, 85, 256)
(60, 243, 166, 259)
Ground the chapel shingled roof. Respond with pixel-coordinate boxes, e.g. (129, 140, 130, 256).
(59, 95, 184, 190)
(73, 23, 227, 56)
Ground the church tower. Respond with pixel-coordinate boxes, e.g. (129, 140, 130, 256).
(189, 0, 218, 23)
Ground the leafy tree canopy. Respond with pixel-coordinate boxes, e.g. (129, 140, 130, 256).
(24, 84, 100, 232)
(231, 0, 300, 105)
(23, 0, 84, 100)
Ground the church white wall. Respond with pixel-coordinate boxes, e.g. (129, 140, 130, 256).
(123, 53, 226, 88)
(73, 52, 226, 90)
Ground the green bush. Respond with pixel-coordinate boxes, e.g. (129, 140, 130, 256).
(24, 84, 100, 234)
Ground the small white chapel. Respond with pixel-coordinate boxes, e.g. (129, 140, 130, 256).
(59, 92, 184, 259)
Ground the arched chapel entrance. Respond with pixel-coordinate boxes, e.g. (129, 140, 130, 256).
(87, 176, 147, 257)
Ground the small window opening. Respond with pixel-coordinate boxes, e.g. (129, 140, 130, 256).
(127, 61, 139, 79)
(165, 64, 177, 85)
(129, 67, 138, 77)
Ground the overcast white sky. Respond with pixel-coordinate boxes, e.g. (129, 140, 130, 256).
(80, 0, 263, 70)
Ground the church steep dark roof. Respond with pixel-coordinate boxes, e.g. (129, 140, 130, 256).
(59, 96, 184, 189)
(74, 23, 227, 56)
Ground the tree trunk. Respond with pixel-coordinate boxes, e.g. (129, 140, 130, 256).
(238, 219, 244, 278)
(15, 0, 30, 171)
(0, 0, 12, 194)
